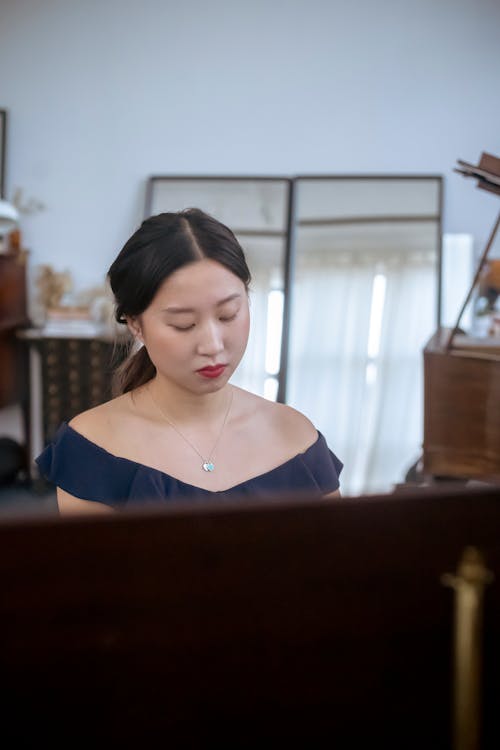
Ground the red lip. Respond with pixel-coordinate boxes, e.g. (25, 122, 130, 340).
(196, 365, 227, 379)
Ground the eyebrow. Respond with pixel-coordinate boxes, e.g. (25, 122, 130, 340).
(163, 293, 242, 314)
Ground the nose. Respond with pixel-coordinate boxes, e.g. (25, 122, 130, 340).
(196, 320, 224, 357)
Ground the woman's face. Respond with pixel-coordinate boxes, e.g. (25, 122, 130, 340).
(130, 258, 250, 394)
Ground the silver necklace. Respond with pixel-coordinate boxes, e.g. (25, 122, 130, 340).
(148, 385, 234, 472)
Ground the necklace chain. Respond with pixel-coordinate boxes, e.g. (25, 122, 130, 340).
(147, 385, 234, 472)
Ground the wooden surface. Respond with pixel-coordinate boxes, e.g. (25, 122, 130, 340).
(0, 252, 29, 409)
(423, 329, 500, 481)
(1, 485, 500, 747)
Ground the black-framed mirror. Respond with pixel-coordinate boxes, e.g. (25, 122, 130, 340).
(144, 173, 443, 495)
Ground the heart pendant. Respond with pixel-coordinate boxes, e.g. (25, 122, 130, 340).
(203, 461, 215, 472)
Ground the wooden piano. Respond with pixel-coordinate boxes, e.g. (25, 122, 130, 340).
(423, 153, 500, 482)
(0, 484, 499, 748)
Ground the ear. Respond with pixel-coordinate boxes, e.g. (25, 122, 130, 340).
(126, 316, 143, 342)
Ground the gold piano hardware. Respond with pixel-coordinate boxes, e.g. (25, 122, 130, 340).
(442, 547, 494, 750)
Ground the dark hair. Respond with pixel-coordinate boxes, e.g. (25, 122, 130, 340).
(108, 208, 251, 395)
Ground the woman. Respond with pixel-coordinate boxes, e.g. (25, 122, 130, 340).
(36, 209, 342, 514)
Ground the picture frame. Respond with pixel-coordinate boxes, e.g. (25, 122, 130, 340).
(0, 109, 6, 198)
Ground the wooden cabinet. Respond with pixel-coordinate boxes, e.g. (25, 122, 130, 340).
(18, 331, 128, 469)
(0, 251, 30, 409)
(38, 336, 127, 442)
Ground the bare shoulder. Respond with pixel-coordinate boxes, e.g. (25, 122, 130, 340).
(68, 393, 132, 446)
(235, 387, 318, 452)
(267, 399, 318, 446)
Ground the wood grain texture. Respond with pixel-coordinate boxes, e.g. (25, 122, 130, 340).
(0, 486, 499, 747)
(423, 330, 500, 480)
(0, 252, 29, 409)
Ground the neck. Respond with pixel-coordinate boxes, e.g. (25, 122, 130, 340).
(146, 375, 231, 425)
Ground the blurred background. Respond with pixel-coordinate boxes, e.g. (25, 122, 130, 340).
(1, 0, 500, 507)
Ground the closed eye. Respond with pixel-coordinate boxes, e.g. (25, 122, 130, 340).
(170, 324, 195, 331)
(219, 313, 238, 322)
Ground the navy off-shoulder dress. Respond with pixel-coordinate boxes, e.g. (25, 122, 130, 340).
(36, 423, 343, 509)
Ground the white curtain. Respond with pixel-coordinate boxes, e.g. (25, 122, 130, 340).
(286, 247, 437, 496)
(230, 264, 276, 396)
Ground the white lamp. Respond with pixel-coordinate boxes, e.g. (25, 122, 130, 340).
(0, 199, 20, 234)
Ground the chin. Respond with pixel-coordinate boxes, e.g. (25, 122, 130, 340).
(192, 372, 232, 393)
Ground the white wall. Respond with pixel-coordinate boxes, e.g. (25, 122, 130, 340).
(1, 0, 500, 293)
